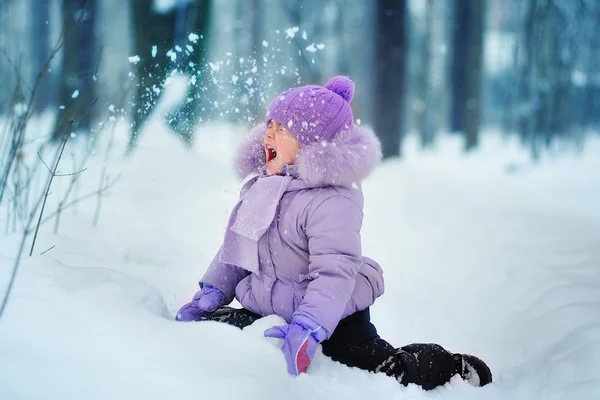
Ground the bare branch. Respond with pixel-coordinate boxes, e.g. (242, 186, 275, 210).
(0, 127, 69, 322)
(37, 151, 53, 174)
(40, 245, 56, 255)
(1, 48, 34, 94)
(41, 175, 121, 225)
(29, 133, 70, 256)
(55, 168, 87, 177)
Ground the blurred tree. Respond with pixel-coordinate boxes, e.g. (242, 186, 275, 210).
(374, 0, 407, 158)
(581, 1, 600, 128)
(281, 0, 322, 84)
(129, 0, 211, 151)
(232, 0, 264, 123)
(52, 0, 98, 139)
(516, 0, 586, 157)
(0, 0, 8, 114)
(415, 0, 434, 148)
(32, 0, 52, 114)
(450, 0, 485, 151)
(249, 0, 264, 120)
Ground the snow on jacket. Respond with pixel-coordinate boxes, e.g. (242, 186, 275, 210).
(200, 124, 384, 336)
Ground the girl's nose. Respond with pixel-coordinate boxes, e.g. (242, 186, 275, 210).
(265, 128, 274, 139)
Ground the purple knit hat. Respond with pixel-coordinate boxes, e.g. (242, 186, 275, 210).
(266, 76, 355, 146)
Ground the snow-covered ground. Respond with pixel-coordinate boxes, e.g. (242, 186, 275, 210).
(0, 119, 599, 400)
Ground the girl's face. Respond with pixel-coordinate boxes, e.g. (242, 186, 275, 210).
(264, 120, 300, 175)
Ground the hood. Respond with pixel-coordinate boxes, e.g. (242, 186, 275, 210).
(234, 124, 382, 187)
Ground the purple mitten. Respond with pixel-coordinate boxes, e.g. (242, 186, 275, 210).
(175, 284, 225, 321)
(264, 314, 328, 375)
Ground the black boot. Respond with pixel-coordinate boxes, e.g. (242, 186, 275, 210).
(376, 343, 457, 390)
(376, 343, 492, 390)
(452, 353, 493, 387)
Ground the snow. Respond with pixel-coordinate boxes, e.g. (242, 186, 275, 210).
(152, 0, 193, 14)
(0, 117, 599, 399)
(71, 90, 79, 99)
(285, 27, 300, 39)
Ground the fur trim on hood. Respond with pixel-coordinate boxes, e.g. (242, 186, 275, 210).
(234, 124, 382, 187)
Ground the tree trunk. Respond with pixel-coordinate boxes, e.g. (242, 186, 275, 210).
(463, 0, 485, 151)
(450, 0, 485, 151)
(449, 0, 468, 134)
(248, 0, 264, 122)
(517, 0, 536, 147)
(416, 0, 434, 148)
(53, 0, 98, 139)
(32, 0, 52, 113)
(374, 0, 407, 158)
(581, 3, 600, 128)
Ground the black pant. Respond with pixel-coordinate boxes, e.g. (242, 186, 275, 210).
(202, 306, 396, 373)
(201, 307, 486, 390)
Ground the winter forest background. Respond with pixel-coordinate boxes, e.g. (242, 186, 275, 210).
(2, 0, 599, 159)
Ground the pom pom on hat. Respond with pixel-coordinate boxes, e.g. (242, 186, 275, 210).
(325, 76, 354, 103)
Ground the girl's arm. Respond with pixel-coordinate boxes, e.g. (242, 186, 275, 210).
(200, 246, 251, 304)
(295, 194, 363, 337)
(199, 175, 259, 303)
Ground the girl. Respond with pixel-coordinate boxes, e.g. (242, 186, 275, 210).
(176, 76, 492, 390)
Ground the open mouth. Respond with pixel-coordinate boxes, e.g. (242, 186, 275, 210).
(266, 145, 277, 163)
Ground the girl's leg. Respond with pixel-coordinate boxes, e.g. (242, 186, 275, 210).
(200, 306, 262, 329)
(322, 308, 492, 390)
(321, 308, 397, 372)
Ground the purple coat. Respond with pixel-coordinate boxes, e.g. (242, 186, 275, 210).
(200, 124, 384, 336)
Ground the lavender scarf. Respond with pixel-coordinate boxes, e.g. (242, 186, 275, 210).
(218, 166, 297, 273)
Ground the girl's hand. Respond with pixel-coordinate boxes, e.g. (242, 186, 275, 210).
(175, 284, 225, 321)
(264, 314, 328, 375)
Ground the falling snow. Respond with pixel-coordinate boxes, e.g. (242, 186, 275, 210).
(285, 27, 299, 39)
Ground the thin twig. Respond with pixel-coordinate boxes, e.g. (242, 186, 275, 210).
(37, 151, 87, 177)
(29, 133, 69, 256)
(53, 109, 112, 234)
(93, 88, 130, 227)
(1, 48, 34, 94)
(42, 175, 121, 225)
(0, 3, 83, 208)
(37, 151, 52, 173)
(40, 245, 55, 255)
(0, 127, 67, 322)
(56, 168, 87, 177)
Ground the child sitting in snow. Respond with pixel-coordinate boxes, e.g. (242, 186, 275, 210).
(175, 76, 492, 390)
